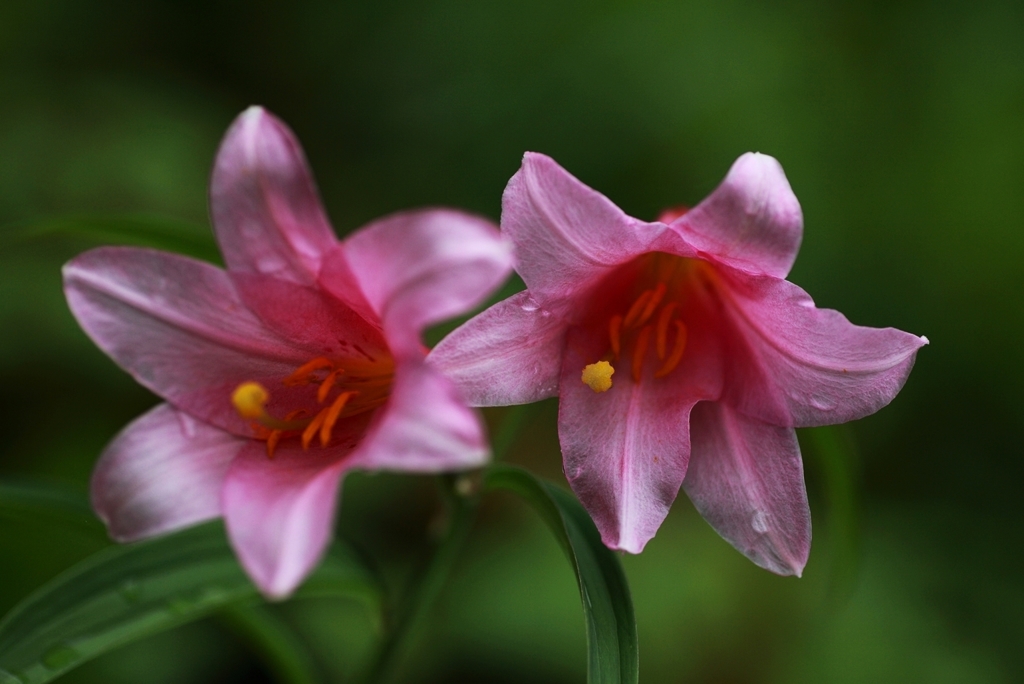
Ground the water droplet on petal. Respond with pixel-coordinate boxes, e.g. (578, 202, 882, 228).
(520, 299, 539, 312)
(751, 510, 769, 534)
(809, 395, 836, 411)
(41, 644, 79, 671)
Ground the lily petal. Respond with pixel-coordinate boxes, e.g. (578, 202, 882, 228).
(315, 243, 379, 328)
(683, 401, 810, 576)
(558, 312, 723, 553)
(428, 291, 566, 406)
(63, 246, 307, 434)
(353, 360, 488, 472)
(221, 429, 362, 599)
(210, 106, 337, 285)
(673, 153, 803, 279)
(503, 153, 666, 311)
(340, 209, 512, 358)
(716, 270, 928, 427)
(91, 404, 241, 542)
(231, 271, 389, 361)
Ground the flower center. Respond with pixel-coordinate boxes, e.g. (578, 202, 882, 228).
(581, 253, 696, 393)
(232, 354, 394, 457)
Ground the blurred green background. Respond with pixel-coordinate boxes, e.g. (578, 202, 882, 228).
(1, 0, 1021, 682)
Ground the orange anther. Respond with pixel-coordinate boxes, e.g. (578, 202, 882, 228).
(623, 290, 653, 328)
(266, 430, 282, 459)
(320, 391, 356, 446)
(635, 282, 666, 328)
(655, 302, 679, 360)
(302, 410, 328, 450)
(609, 315, 624, 357)
(632, 325, 653, 382)
(655, 321, 688, 378)
(284, 357, 333, 386)
(317, 369, 344, 404)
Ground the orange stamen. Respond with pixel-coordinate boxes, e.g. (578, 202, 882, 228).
(632, 325, 653, 382)
(317, 369, 344, 404)
(302, 411, 328, 450)
(266, 430, 282, 459)
(284, 357, 333, 386)
(655, 321, 688, 378)
(655, 302, 679, 360)
(609, 315, 623, 357)
(250, 423, 273, 439)
(623, 290, 653, 328)
(635, 282, 666, 328)
(320, 391, 356, 446)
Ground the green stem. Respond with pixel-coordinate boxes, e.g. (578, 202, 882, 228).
(218, 604, 322, 684)
(362, 478, 479, 684)
(359, 405, 533, 683)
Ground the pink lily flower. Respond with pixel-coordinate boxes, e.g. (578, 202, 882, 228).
(430, 152, 926, 575)
(64, 107, 512, 598)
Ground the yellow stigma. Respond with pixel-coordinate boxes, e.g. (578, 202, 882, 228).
(582, 361, 615, 393)
(233, 382, 270, 420)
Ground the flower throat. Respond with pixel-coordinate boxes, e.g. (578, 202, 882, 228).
(232, 355, 394, 457)
(581, 252, 700, 392)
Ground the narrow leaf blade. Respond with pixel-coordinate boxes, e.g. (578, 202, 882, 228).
(484, 465, 639, 684)
(0, 522, 382, 684)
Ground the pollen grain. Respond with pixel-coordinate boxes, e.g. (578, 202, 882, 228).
(582, 361, 615, 393)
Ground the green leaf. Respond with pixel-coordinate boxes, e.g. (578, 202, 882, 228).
(0, 214, 220, 263)
(484, 465, 639, 684)
(0, 522, 383, 684)
(217, 605, 323, 684)
(0, 482, 105, 539)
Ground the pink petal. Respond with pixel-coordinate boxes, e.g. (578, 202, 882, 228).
(715, 270, 928, 427)
(683, 401, 810, 576)
(558, 311, 723, 553)
(353, 360, 489, 472)
(428, 291, 566, 406)
(91, 404, 242, 542)
(230, 271, 389, 361)
(339, 209, 512, 358)
(673, 153, 803, 279)
(64, 247, 308, 434)
(221, 418, 366, 599)
(210, 106, 338, 286)
(502, 153, 667, 312)
(315, 243, 380, 328)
